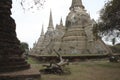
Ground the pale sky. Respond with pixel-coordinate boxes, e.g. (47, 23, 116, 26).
(11, 0, 106, 48)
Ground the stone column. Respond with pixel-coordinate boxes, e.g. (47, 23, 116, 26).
(0, 0, 30, 73)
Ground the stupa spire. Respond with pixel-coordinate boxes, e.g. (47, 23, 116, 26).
(48, 9, 54, 31)
(70, 0, 84, 10)
(60, 17, 63, 26)
(41, 24, 44, 36)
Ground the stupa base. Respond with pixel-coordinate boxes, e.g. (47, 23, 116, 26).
(0, 66, 40, 80)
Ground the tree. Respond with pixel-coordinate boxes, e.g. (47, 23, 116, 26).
(20, 0, 45, 10)
(110, 43, 120, 53)
(112, 38, 116, 45)
(97, 0, 120, 38)
(20, 42, 29, 53)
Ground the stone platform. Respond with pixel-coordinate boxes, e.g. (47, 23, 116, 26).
(0, 66, 41, 80)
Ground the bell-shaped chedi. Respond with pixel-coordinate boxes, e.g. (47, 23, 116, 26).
(70, 0, 84, 10)
(31, 25, 45, 54)
(0, 0, 30, 73)
(30, 0, 112, 55)
(60, 0, 111, 54)
(60, 0, 88, 54)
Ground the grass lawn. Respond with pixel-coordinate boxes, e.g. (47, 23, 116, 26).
(27, 57, 120, 80)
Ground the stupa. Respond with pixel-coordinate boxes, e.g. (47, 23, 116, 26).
(0, 0, 40, 79)
(60, 0, 111, 54)
(30, 0, 112, 55)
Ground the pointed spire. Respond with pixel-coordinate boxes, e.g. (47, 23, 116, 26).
(70, 0, 84, 10)
(60, 17, 63, 26)
(48, 9, 54, 31)
(41, 24, 44, 36)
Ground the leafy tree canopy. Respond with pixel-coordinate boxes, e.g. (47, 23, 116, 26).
(97, 0, 120, 37)
(96, 0, 120, 44)
(20, 42, 29, 53)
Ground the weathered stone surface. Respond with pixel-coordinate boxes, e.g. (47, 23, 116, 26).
(0, 0, 30, 73)
(30, 0, 112, 55)
(0, 65, 40, 80)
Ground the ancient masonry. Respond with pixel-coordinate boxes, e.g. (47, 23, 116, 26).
(30, 0, 112, 55)
(0, 0, 30, 72)
(0, 0, 40, 79)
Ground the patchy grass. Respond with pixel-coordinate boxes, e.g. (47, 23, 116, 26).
(27, 57, 120, 80)
(37, 54, 107, 57)
(26, 57, 40, 64)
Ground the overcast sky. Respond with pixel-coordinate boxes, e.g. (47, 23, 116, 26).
(11, 0, 106, 48)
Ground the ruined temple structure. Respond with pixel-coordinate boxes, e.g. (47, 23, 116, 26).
(30, 0, 112, 55)
(0, 0, 40, 79)
(0, 0, 30, 73)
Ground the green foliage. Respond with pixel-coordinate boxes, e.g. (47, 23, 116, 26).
(109, 43, 120, 53)
(97, 0, 120, 38)
(99, 0, 120, 31)
(112, 38, 116, 45)
(20, 42, 29, 53)
(27, 57, 40, 64)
